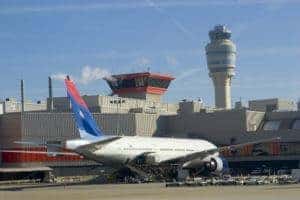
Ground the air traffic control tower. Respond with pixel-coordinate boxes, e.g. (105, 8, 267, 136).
(105, 72, 174, 102)
(205, 25, 236, 109)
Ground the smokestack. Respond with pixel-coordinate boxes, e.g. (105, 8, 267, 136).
(21, 79, 24, 112)
(48, 76, 53, 111)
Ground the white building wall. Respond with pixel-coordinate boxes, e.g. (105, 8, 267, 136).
(50, 95, 179, 114)
(0, 102, 3, 114)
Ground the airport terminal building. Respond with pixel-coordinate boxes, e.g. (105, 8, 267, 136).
(0, 25, 300, 179)
(1, 73, 300, 177)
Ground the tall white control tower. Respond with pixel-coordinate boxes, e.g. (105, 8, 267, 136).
(205, 25, 236, 109)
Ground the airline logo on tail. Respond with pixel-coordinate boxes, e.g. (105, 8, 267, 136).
(65, 76, 104, 140)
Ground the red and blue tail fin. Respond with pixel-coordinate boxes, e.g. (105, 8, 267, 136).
(65, 76, 104, 140)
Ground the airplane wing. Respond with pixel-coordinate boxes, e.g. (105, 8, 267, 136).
(157, 137, 280, 165)
(218, 137, 281, 152)
(157, 149, 217, 164)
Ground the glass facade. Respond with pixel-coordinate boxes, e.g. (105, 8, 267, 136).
(108, 77, 171, 90)
(292, 119, 300, 130)
(263, 120, 281, 131)
(147, 78, 170, 88)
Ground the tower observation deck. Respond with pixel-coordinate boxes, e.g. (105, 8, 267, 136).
(205, 25, 236, 109)
(105, 72, 174, 102)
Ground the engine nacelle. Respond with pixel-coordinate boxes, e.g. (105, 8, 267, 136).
(182, 156, 228, 174)
(204, 156, 228, 173)
(182, 159, 205, 169)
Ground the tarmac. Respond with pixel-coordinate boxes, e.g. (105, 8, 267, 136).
(0, 183, 300, 200)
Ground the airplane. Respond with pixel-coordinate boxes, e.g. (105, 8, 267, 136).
(1, 76, 279, 178)
(63, 76, 225, 176)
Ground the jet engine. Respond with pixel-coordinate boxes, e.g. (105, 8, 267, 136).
(204, 156, 227, 173)
(182, 156, 228, 174)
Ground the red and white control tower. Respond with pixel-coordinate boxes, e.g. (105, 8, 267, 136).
(105, 72, 175, 102)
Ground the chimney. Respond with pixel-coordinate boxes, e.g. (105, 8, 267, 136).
(21, 79, 24, 112)
(48, 76, 53, 111)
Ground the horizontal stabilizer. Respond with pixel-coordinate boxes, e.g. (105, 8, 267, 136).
(74, 136, 121, 152)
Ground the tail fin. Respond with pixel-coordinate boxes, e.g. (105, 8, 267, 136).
(65, 76, 104, 140)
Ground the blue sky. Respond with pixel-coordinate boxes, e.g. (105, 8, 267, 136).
(0, 0, 300, 106)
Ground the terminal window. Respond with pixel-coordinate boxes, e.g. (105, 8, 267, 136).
(263, 120, 281, 131)
(148, 78, 170, 88)
(292, 119, 300, 130)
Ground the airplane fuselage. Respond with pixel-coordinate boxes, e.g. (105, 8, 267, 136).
(74, 136, 217, 168)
